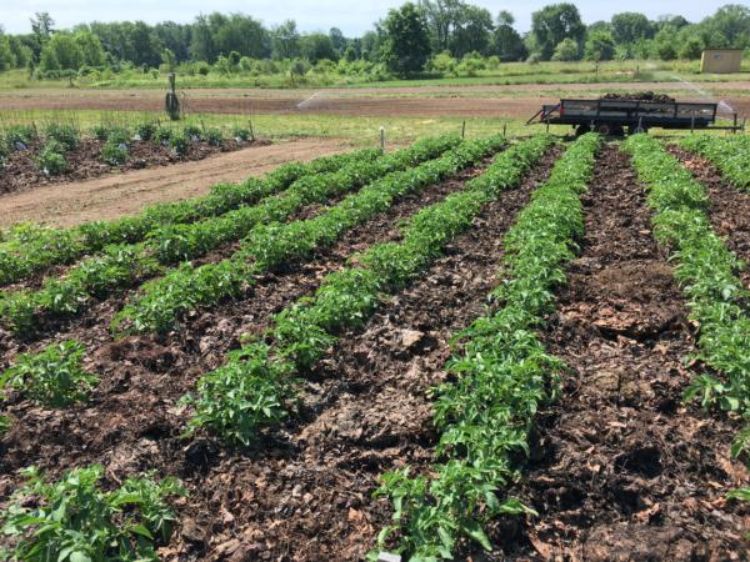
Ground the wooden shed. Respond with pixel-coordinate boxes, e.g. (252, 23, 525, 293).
(701, 49, 743, 74)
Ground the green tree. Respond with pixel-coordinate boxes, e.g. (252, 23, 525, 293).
(551, 37, 580, 61)
(492, 11, 526, 61)
(584, 30, 616, 61)
(73, 30, 105, 66)
(702, 4, 750, 48)
(329, 27, 347, 57)
(532, 3, 586, 60)
(381, 2, 432, 75)
(190, 15, 215, 62)
(161, 47, 176, 71)
(610, 12, 653, 45)
(449, 4, 493, 57)
(0, 36, 16, 71)
(271, 20, 300, 59)
(654, 25, 678, 60)
(300, 33, 338, 63)
(40, 33, 83, 71)
(30, 12, 55, 41)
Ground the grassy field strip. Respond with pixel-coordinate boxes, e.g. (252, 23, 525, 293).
(113, 135, 501, 335)
(0, 137, 459, 337)
(370, 134, 600, 560)
(679, 135, 750, 192)
(182, 134, 554, 448)
(0, 148, 378, 287)
(625, 135, 750, 481)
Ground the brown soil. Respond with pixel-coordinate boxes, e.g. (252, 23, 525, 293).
(0, 137, 268, 196)
(668, 145, 750, 289)
(0, 147, 559, 560)
(0, 138, 350, 228)
(2, 81, 747, 119)
(498, 144, 749, 561)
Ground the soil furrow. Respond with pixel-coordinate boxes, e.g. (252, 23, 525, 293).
(500, 144, 748, 561)
(0, 159, 496, 493)
(668, 145, 750, 289)
(161, 147, 563, 561)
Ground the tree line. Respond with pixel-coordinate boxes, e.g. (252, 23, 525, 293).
(0, 2, 748, 78)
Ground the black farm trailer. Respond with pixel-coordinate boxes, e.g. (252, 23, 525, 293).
(527, 98, 744, 136)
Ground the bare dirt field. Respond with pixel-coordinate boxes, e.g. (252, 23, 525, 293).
(2, 81, 748, 119)
(0, 137, 349, 228)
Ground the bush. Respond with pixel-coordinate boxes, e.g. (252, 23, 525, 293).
(183, 124, 202, 140)
(232, 126, 252, 141)
(101, 139, 128, 165)
(1, 340, 97, 407)
(1, 465, 185, 562)
(36, 140, 68, 175)
(154, 127, 172, 144)
(170, 132, 189, 155)
(205, 127, 223, 146)
(92, 123, 110, 140)
(136, 121, 157, 141)
(5, 124, 35, 149)
(44, 122, 79, 151)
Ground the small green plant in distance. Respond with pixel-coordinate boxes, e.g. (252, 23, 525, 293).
(136, 122, 157, 141)
(101, 128, 130, 166)
(0, 414, 10, 436)
(183, 124, 202, 140)
(1, 465, 185, 562)
(92, 123, 110, 140)
(0, 340, 97, 407)
(232, 126, 251, 141)
(154, 127, 172, 144)
(205, 127, 223, 146)
(44, 123, 80, 151)
(5, 124, 35, 149)
(170, 132, 189, 156)
(36, 140, 68, 175)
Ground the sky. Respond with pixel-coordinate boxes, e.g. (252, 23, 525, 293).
(0, 0, 731, 36)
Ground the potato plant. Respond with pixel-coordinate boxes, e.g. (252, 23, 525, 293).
(183, 134, 554, 446)
(0, 340, 97, 407)
(371, 133, 601, 560)
(1, 465, 184, 562)
(0, 148, 376, 288)
(113, 135, 463, 334)
(680, 134, 750, 191)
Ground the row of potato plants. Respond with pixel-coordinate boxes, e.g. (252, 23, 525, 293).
(624, 135, 750, 499)
(371, 133, 601, 561)
(0, 339, 185, 559)
(0, 139, 455, 337)
(0, 147, 377, 287)
(182, 134, 555, 448)
(680, 134, 750, 191)
(112, 135, 477, 335)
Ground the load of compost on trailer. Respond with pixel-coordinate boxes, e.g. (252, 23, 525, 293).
(526, 91, 743, 135)
(600, 91, 677, 104)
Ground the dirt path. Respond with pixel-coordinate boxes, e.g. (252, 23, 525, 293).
(1, 81, 747, 119)
(669, 146, 750, 290)
(163, 148, 561, 561)
(0, 138, 350, 228)
(503, 145, 748, 561)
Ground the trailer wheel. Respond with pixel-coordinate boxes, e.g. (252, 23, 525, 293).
(575, 125, 591, 137)
(595, 123, 612, 136)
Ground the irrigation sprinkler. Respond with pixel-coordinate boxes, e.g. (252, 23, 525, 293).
(165, 73, 181, 121)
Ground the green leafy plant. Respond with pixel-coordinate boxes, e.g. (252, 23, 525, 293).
(372, 133, 600, 560)
(681, 135, 750, 192)
(0, 340, 97, 407)
(205, 127, 223, 146)
(136, 122, 157, 141)
(44, 123, 80, 151)
(5, 124, 35, 149)
(185, 134, 555, 447)
(36, 140, 68, 175)
(169, 132, 189, 156)
(1, 465, 185, 562)
(92, 123, 111, 140)
(153, 127, 172, 144)
(232, 126, 251, 141)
